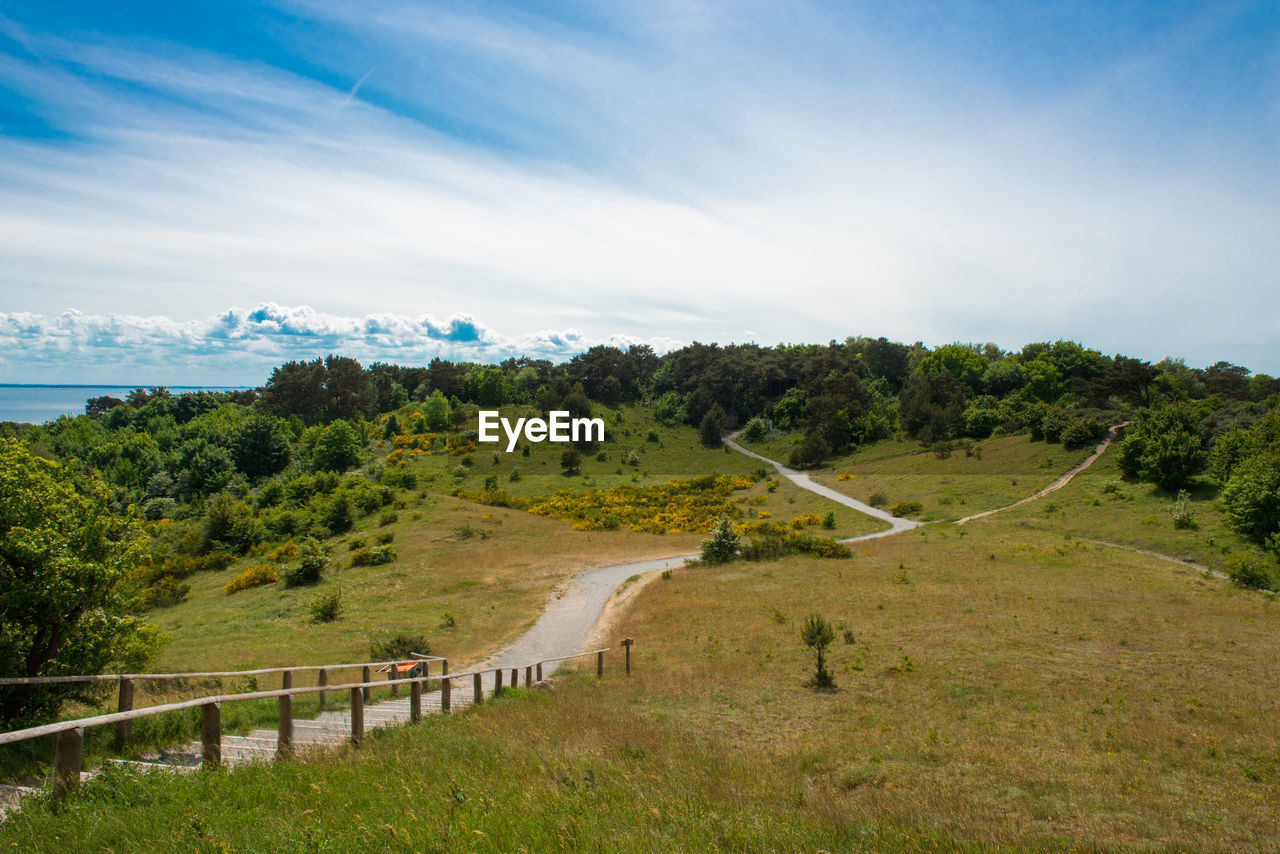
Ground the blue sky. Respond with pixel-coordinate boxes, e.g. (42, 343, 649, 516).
(1, 0, 1277, 384)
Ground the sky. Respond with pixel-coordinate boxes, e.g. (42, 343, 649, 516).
(1, 0, 1277, 385)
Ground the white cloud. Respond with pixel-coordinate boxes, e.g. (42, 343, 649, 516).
(0, 304, 683, 385)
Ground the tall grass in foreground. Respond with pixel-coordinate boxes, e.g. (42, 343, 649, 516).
(0, 684, 991, 853)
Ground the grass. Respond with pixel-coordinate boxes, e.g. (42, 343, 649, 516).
(995, 444, 1276, 575)
(802, 433, 1095, 522)
(0, 684, 986, 852)
(5, 421, 1278, 849)
(5, 518, 1275, 850)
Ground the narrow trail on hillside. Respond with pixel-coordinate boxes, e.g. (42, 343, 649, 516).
(954, 423, 1126, 525)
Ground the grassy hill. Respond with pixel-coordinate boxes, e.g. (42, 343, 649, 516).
(3, 418, 1277, 850)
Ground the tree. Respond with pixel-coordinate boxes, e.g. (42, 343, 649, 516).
(0, 438, 158, 726)
(801, 613, 835, 688)
(231, 415, 291, 480)
(700, 516, 740, 564)
(1116, 404, 1206, 490)
(560, 447, 582, 475)
(1219, 451, 1280, 544)
(899, 371, 967, 442)
(700, 403, 727, 448)
(422, 390, 451, 431)
(313, 419, 362, 472)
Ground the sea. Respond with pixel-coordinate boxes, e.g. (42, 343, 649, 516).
(0, 385, 250, 425)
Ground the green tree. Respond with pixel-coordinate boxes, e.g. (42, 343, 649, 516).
(700, 516, 740, 564)
(421, 390, 451, 432)
(231, 415, 291, 480)
(313, 419, 362, 472)
(1117, 404, 1206, 490)
(560, 447, 582, 475)
(700, 403, 727, 448)
(801, 613, 835, 688)
(0, 439, 158, 725)
(1219, 451, 1280, 544)
(917, 343, 987, 392)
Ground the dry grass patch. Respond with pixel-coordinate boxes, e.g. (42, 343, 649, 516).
(606, 519, 1279, 851)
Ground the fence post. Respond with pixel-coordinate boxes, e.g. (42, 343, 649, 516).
(350, 687, 364, 745)
(473, 673, 482, 705)
(510, 667, 517, 688)
(623, 637, 633, 676)
(277, 692, 293, 759)
(317, 668, 328, 708)
(410, 678, 422, 723)
(282, 670, 292, 692)
(536, 662, 543, 682)
(525, 665, 532, 687)
(361, 666, 372, 702)
(597, 650, 604, 678)
(441, 676, 451, 714)
(202, 702, 221, 769)
(53, 727, 83, 806)
(494, 668, 503, 696)
(116, 677, 134, 745)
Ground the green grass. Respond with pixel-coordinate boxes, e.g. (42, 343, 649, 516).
(749, 432, 1095, 522)
(7, 422, 1278, 849)
(994, 443, 1275, 575)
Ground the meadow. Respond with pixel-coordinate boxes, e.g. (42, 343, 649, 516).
(3, 414, 1277, 851)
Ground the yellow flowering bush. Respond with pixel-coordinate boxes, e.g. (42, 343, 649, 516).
(224, 564, 280, 595)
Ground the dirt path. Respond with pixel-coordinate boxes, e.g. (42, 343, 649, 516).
(954, 422, 1127, 525)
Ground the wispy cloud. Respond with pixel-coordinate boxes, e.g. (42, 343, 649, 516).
(1, 1, 1277, 378)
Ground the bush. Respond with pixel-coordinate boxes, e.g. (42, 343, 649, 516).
(1061, 417, 1107, 450)
(741, 417, 768, 442)
(379, 510, 399, 527)
(224, 564, 280, 594)
(801, 614, 835, 688)
(1171, 489, 1198, 530)
(700, 515, 740, 564)
(283, 537, 328, 587)
(349, 544, 397, 567)
(370, 633, 430, 661)
(308, 589, 342, 623)
(822, 511, 836, 530)
(867, 491, 889, 508)
(376, 531, 394, 545)
(889, 500, 924, 517)
(560, 448, 582, 474)
(1227, 557, 1277, 592)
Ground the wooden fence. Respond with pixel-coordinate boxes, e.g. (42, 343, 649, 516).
(0, 646, 620, 805)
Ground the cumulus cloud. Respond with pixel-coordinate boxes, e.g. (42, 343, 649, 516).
(0, 304, 684, 385)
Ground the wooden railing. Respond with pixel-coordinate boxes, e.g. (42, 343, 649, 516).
(0, 647, 619, 805)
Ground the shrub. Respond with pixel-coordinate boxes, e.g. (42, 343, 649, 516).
(1227, 556, 1277, 592)
(370, 633, 430, 661)
(822, 511, 836, 530)
(889, 501, 924, 517)
(283, 537, 328, 587)
(308, 589, 342, 623)
(741, 417, 768, 442)
(1170, 489, 1198, 530)
(867, 491, 888, 508)
(266, 540, 298, 562)
(700, 515, 741, 564)
(379, 510, 399, 527)
(350, 544, 397, 567)
(224, 564, 279, 594)
(348, 538, 367, 551)
(509, 468, 522, 482)
(560, 448, 582, 474)
(376, 531, 394, 545)
(1061, 417, 1107, 450)
(801, 614, 836, 688)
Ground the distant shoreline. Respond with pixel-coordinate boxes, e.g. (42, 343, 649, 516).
(0, 384, 251, 390)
